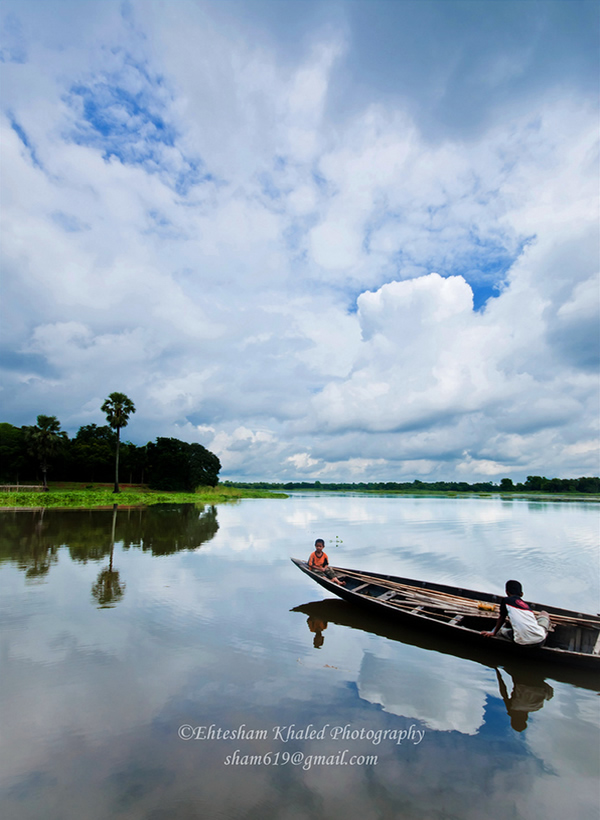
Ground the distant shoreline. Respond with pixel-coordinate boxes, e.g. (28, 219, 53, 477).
(222, 480, 600, 501)
(283, 489, 600, 502)
(226, 486, 600, 503)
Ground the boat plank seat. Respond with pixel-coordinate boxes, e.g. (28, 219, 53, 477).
(448, 614, 464, 626)
(377, 590, 398, 601)
(351, 583, 371, 593)
(411, 605, 424, 614)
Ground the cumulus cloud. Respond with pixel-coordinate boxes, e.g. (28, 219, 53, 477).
(0, 0, 598, 481)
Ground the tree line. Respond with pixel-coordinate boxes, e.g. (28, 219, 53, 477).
(223, 476, 600, 494)
(0, 393, 221, 491)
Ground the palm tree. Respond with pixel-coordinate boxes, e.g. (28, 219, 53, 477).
(25, 414, 65, 491)
(101, 392, 136, 493)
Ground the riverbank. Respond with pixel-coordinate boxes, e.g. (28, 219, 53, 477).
(0, 483, 288, 508)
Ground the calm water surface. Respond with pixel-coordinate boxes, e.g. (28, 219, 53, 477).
(1, 495, 598, 820)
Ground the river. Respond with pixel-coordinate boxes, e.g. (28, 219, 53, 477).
(0, 494, 598, 820)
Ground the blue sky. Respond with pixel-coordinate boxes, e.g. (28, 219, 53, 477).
(1, 0, 598, 481)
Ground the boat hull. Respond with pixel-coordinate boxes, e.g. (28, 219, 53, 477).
(291, 558, 600, 670)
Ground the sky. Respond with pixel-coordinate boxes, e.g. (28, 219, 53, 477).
(1, 0, 598, 483)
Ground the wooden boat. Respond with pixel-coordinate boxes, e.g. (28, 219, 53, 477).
(291, 558, 600, 669)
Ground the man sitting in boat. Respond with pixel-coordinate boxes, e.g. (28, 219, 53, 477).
(308, 539, 345, 586)
(482, 580, 550, 645)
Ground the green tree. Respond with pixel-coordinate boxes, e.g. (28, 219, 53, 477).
(146, 437, 188, 490)
(500, 478, 514, 491)
(524, 476, 545, 491)
(576, 476, 600, 493)
(146, 437, 221, 491)
(188, 442, 221, 488)
(101, 393, 136, 493)
(0, 423, 28, 483)
(71, 424, 116, 483)
(25, 415, 66, 490)
(120, 440, 148, 485)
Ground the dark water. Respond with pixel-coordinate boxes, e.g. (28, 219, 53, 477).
(0, 496, 598, 820)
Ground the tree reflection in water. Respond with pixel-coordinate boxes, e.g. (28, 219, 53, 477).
(91, 566, 126, 608)
(0, 503, 220, 608)
(92, 505, 126, 608)
(0, 507, 59, 581)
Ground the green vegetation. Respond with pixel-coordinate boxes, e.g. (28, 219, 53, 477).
(0, 415, 222, 491)
(0, 483, 288, 509)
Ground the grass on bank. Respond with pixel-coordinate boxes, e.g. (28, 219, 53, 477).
(0, 483, 289, 508)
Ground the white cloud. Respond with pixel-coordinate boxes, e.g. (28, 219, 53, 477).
(0, 0, 598, 482)
(286, 452, 320, 471)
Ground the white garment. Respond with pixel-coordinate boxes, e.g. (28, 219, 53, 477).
(506, 605, 547, 645)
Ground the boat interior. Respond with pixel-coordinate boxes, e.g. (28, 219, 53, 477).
(334, 572, 600, 656)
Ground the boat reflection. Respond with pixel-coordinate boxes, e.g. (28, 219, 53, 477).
(292, 598, 600, 695)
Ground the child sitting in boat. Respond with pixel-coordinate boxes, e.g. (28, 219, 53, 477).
(481, 580, 550, 645)
(308, 539, 345, 586)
